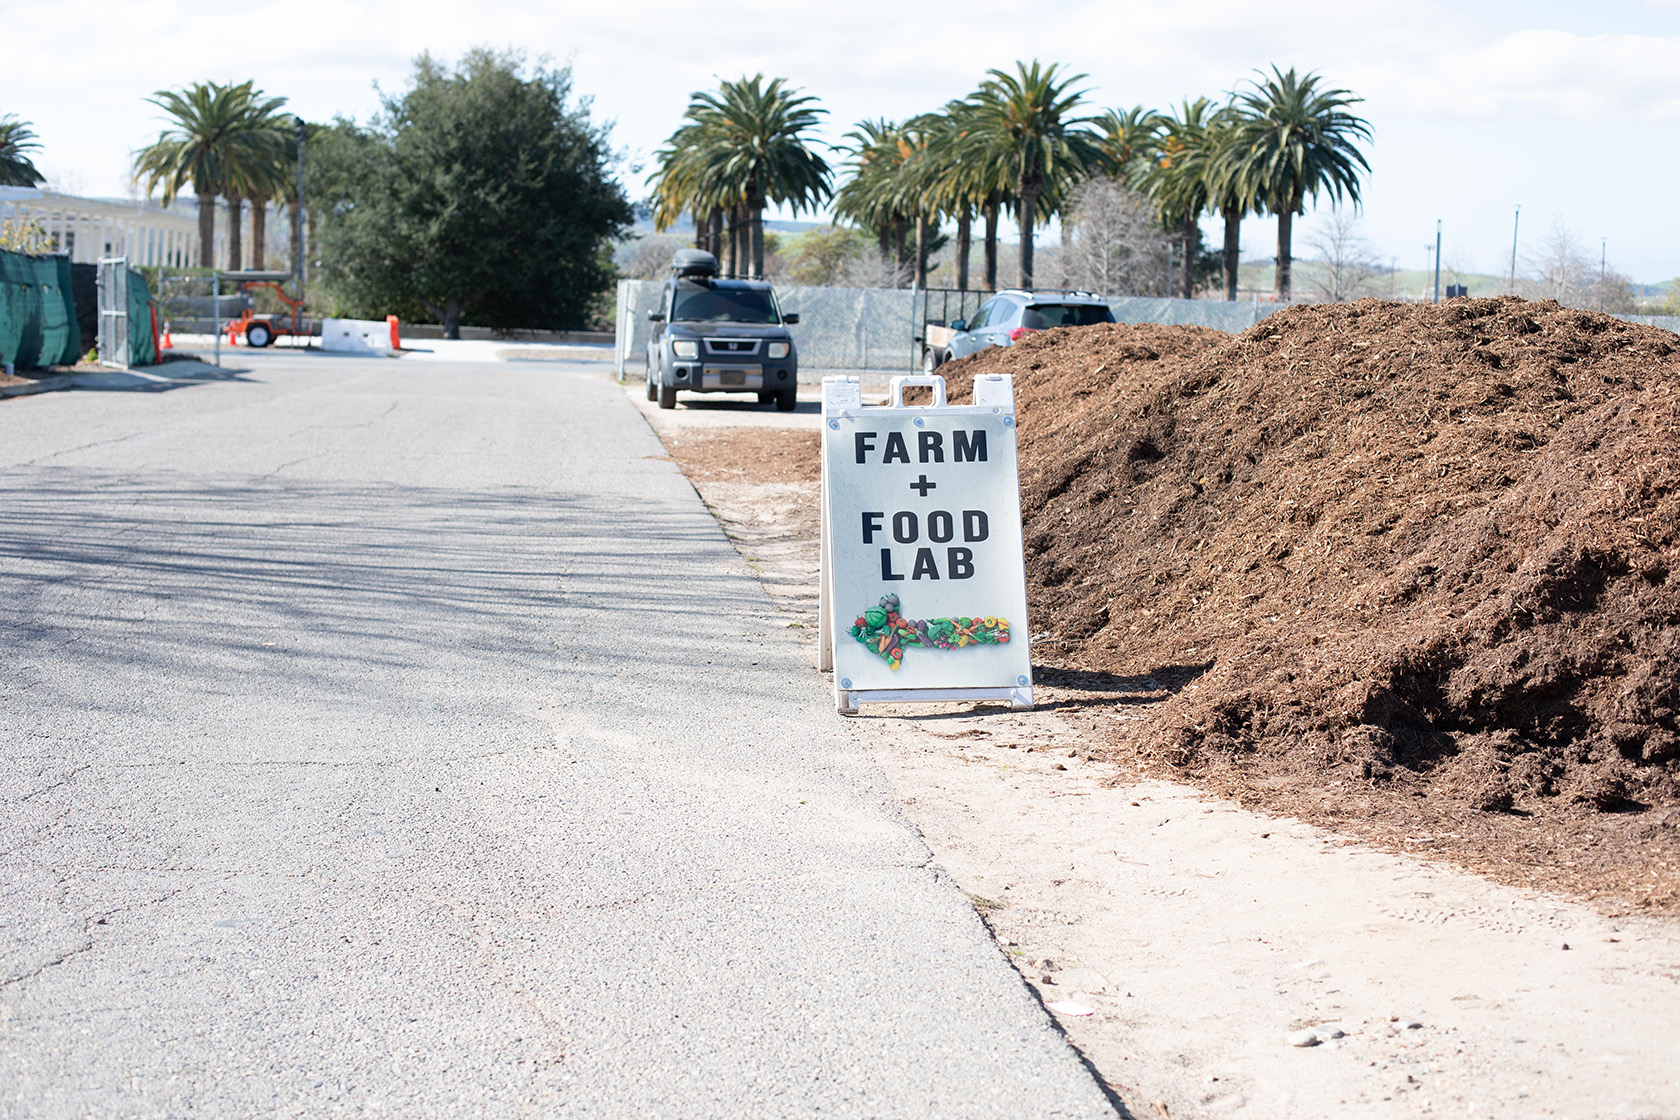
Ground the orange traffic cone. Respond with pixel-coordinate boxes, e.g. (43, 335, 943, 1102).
(161, 320, 173, 350)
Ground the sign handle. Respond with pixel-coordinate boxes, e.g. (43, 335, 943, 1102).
(887, 375, 947, 408)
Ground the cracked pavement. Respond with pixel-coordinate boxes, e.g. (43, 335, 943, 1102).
(0, 353, 1115, 1118)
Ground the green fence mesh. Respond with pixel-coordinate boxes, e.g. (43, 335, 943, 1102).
(126, 267, 156, 367)
(0, 250, 80, 369)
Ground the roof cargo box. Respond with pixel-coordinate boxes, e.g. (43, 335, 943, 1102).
(671, 249, 718, 278)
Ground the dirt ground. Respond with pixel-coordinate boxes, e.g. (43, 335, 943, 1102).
(625, 333, 1680, 1118)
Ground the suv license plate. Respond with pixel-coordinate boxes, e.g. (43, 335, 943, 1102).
(707, 367, 747, 386)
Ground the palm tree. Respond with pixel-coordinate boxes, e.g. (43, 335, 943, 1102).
(650, 75, 830, 279)
(650, 117, 733, 268)
(1224, 66, 1371, 301)
(834, 118, 913, 284)
(917, 100, 1014, 291)
(964, 61, 1105, 288)
(1096, 106, 1164, 174)
(236, 103, 295, 271)
(133, 80, 290, 269)
(0, 117, 46, 188)
(1134, 98, 1224, 299)
(1203, 111, 1265, 302)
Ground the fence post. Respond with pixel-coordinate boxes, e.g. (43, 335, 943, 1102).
(212, 271, 221, 368)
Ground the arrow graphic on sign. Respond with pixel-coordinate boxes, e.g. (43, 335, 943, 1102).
(849, 593, 1011, 670)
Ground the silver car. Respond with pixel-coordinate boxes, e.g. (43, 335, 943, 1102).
(927, 289, 1115, 372)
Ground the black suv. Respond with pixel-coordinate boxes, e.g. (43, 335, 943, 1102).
(644, 250, 799, 410)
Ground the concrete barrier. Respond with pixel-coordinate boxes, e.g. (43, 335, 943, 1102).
(322, 318, 396, 355)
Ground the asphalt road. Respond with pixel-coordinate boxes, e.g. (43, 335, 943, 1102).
(0, 353, 1115, 1118)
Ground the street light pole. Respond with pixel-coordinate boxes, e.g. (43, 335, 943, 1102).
(1433, 220, 1442, 304)
(1600, 238, 1607, 312)
(1509, 205, 1520, 295)
(294, 117, 306, 289)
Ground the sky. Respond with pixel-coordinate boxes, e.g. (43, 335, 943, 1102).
(8, 0, 1680, 284)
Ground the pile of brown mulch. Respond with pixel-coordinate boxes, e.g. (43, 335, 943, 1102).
(941, 298, 1680, 909)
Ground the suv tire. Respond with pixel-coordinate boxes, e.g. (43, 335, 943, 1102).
(922, 346, 940, 375)
(658, 382, 677, 410)
(775, 388, 797, 412)
(646, 366, 658, 401)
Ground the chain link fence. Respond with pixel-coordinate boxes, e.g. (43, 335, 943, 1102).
(151, 270, 251, 338)
(615, 278, 1278, 377)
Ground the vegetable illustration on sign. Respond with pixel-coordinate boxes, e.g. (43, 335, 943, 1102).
(850, 593, 1011, 670)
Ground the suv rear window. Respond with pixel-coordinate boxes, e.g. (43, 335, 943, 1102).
(1022, 303, 1115, 329)
(673, 288, 780, 324)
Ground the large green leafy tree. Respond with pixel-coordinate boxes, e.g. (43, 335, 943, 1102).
(134, 81, 290, 269)
(316, 50, 632, 338)
(1224, 66, 1371, 301)
(649, 75, 829, 279)
(965, 61, 1104, 289)
(0, 117, 46, 188)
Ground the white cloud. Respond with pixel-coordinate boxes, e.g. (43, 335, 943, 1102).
(1357, 29, 1680, 120)
(7, 0, 1680, 277)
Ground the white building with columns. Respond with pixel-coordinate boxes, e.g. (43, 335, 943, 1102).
(0, 187, 202, 266)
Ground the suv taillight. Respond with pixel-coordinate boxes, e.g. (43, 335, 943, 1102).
(1009, 327, 1037, 342)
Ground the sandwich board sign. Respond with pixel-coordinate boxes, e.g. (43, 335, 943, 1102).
(818, 373, 1033, 714)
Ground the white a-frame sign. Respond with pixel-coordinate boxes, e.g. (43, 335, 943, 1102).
(819, 373, 1033, 715)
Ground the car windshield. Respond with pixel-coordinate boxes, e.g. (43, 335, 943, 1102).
(673, 287, 780, 324)
(1023, 303, 1115, 328)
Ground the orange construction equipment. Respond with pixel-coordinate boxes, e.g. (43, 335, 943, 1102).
(224, 280, 311, 348)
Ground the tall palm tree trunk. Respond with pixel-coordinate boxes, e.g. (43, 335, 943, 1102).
(913, 215, 929, 290)
(1181, 215, 1197, 299)
(983, 199, 999, 291)
(751, 206, 765, 279)
(725, 207, 740, 277)
(955, 205, 972, 291)
(1060, 214, 1072, 287)
(1018, 189, 1039, 289)
(227, 196, 243, 271)
(249, 194, 266, 270)
(1222, 204, 1240, 301)
(196, 192, 216, 268)
(891, 216, 908, 285)
(1276, 200, 1296, 301)
(749, 179, 765, 279)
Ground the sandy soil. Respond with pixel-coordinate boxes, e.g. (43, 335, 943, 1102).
(629, 376, 1680, 1119)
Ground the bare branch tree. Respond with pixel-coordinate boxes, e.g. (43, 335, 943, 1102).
(1302, 207, 1381, 302)
(1062, 175, 1170, 296)
(1518, 219, 1635, 313)
(615, 233, 691, 280)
